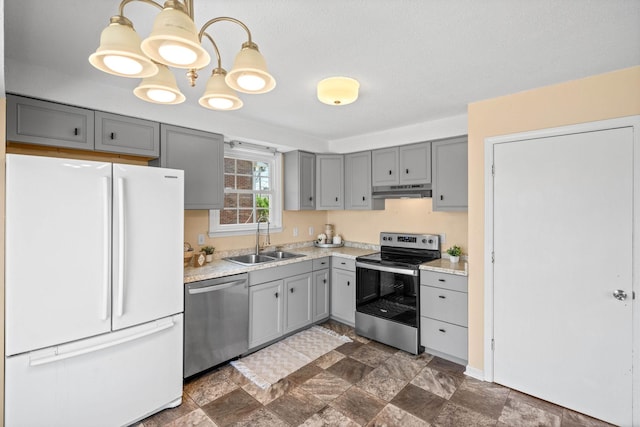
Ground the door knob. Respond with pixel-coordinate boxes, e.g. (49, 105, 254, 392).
(613, 289, 627, 301)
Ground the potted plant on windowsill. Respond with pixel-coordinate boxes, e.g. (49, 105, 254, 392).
(201, 246, 215, 263)
(446, 245, 462, 263)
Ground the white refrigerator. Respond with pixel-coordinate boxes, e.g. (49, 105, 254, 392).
(5, 154, 185, 426)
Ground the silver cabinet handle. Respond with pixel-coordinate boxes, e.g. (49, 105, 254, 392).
(613, 289, 628, 301)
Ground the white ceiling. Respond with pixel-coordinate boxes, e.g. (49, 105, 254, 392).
(4, 0, 640, 152)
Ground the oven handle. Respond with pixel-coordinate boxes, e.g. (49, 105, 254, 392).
(356, 261, 418, 277)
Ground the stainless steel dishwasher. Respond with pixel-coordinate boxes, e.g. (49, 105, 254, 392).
(184, 273, 249, 378)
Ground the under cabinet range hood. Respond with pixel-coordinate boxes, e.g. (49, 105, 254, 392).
(371, 184, 432, 199)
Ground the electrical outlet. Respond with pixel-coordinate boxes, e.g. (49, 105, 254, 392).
(309, 226, 314, 236)
(198, 234, 205, 245)
(293, 227, 299, 237)
(438, 233, 446, 245)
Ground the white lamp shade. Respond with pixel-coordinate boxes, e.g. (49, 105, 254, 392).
(140, 4, 210, 69)
(317, 76, 360, 106)
(199, 69, 243, 111)
(89, 18, 158, 78)
(226, 43, 276, 94)
(133, 63, 185, 104)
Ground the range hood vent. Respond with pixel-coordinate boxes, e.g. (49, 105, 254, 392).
(371, 184, 432, 199)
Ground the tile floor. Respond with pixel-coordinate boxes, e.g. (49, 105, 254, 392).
(136, 320, 613, 427)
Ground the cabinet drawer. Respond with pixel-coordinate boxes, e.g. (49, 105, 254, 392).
(420, 318, 467, 361)
(332, 257, 355, 271)
(420, 270, 467, 293)
(420, 286, 467, 327)
(313, 257, 330, 270)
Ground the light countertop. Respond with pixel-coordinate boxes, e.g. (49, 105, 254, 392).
(184, 243, 469, 283)
(183, 244, 377, 284)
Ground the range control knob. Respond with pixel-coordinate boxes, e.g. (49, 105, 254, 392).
(428, 239, 434, 244)
(422, 238, 427, 244)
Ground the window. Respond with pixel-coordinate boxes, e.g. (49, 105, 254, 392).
(209, 148, 282, 236)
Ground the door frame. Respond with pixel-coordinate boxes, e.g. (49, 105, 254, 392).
(483, 115, 640, 419)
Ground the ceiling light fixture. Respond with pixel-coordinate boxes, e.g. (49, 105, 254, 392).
(317, 77, 359, 106)
(89, 0, 275, 110)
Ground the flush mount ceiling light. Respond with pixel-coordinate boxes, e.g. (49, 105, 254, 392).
(317, 77, 359, 106)
(89, 0, 276, 111)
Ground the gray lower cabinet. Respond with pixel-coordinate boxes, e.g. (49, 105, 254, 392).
(284, 150, 316, 210)
(154, 124, 224, 210)
(316, 154, 344, 210)
(284, 273, 313, 333)
(419, 270, 468, 364)
(94, 111, 159, 157)
(248, 261, 314, 349)
(432, 136, 468, 211)
(312, 257, 331, 322)
(249, 280, 284, 348)
(330, 257, 356, 326)
(345, 151, 383, 210)
(7, 94, 95, 151)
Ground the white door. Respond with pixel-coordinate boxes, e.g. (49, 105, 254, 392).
(5, 155, 112, 355)
(492, 127, 633, 425)
(112, 164, 184, 330)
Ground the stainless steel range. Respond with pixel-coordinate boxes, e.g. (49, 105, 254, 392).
(355, 232, 440, 354)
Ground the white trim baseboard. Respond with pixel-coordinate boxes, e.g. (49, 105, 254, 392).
(464, 365, 485, 381)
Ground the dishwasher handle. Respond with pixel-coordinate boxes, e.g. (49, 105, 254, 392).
(188, 279, 246, 295)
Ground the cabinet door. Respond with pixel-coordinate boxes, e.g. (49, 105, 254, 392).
(249, 280, 284, 348)
(432, 137, 468, 211)
(313, 269, 330, 322)
(330, 269, 355, 325)
(158, 124, 224, 210)
(316, 154, 344, 209)
(372, 147, 399, 186)
(300, 152, 316, 210)
(345, 151, 377, 210)
(284, 151, 315, 210)
(7, 94, 94, 150)
(95, 112, 159, 157)
(284, 273, 313, 333)
(399, 142, 431, 185)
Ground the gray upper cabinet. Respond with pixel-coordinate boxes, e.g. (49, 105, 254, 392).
(372, 141, 431, 186)
(371, 147, 399, 186)
(316, 154, 344, 210)
(7, 94, 95, 151)
(155, 124, 224, 210)
(345, 151, 383, 210)
(95, 112, 159, 157)
(432, 136, 468, 211)
(399, 142, 431, 185)
(284, 150, 315, 210)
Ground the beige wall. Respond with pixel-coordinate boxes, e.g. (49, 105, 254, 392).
(186, 198, 468, 255)
(467, 66, 640, 371)
(328, 199, 468, 250)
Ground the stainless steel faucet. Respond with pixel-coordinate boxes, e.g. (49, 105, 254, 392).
(256, 214, 270, 255)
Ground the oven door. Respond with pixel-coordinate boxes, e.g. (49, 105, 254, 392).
(355, 262, 419, 327)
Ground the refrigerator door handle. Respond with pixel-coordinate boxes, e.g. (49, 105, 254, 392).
(29, 318, 176, 367)
(116, 177, 125, 317)
(101, 176, 110, 321)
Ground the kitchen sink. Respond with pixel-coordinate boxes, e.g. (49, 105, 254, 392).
(224, 254, 276, 265)
(224, 251, 305, 265)
(259, 251, 306, 260)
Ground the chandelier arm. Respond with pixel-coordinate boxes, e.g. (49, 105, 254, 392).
(202, 32, 223, 69)
(198, 17, 253, 46)
(117, 0, 163, 16)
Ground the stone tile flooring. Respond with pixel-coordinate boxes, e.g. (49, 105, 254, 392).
(136, 320, 613, 427)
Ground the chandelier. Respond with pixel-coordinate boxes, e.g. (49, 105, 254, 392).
(89, 0, 276, 111)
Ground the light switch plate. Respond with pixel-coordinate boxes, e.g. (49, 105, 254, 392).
(439, 233, 446, 245)
(198, 234, 205, 245)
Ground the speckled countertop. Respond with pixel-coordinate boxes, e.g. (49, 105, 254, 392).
(420, 258, 469, 276)
(183, 243, 377, 284)
(184, 242, 469, 283)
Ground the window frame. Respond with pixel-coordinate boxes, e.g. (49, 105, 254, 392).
(208, 149, 282, 237)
